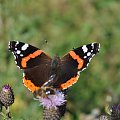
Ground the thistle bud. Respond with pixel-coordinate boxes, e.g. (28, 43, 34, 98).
(0, 85, 14, 108)
(43, 102, 67, 120)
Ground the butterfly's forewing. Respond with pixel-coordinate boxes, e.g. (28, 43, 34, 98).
(9, 41, 52, 92)
(56, 43, 100, 90)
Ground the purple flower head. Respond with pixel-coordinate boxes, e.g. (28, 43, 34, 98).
(2, 85, 11, 92)
(112, 104, 120, 112)
(38, 90, 66, 109)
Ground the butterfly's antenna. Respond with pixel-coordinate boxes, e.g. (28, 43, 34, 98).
(73, 47, 75, 50)
(39, 40, 48, 49)
(44, 39, 47, 43)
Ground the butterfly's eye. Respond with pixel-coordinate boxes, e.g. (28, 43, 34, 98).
(45, 88, 55, 95)
(45, 90, 51, 95)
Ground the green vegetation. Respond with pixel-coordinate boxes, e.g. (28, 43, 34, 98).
(0, 0, 120, 119)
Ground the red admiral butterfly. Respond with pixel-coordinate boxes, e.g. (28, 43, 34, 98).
(9, 41, 100, 94)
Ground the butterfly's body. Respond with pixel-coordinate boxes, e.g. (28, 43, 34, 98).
(9, 41, 100, 96)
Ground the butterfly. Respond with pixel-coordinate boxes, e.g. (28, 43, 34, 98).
(9, 41, 100, 96)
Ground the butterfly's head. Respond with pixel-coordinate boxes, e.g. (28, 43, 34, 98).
(33, 86, 56, 98)
(51, 55, 61, 69)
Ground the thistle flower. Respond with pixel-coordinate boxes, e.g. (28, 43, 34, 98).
(34, 89, 67, 120)
(39, 90, 66, 109)
(0, 84, 14, 108)
(110, 104, 120, 119)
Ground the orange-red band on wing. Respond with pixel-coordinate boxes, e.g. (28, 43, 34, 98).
(60, 75, 79, 90)
(69, 51, 84, 69)
(23, 77, 40, 93)
(21, 50, 42, 68)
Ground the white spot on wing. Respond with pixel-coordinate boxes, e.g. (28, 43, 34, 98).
(92, 54, 95, 57)
(17, 65, 20, 69)
(91, 50, 93, 52)
(15, 61, 17, 64)
(98, 43, 100, 51)
(86, 63, 89, 67)
(23, 73, 25, 77)
(16, 50, 21, 54)
(77, 71, 80, 76)
(87, 52, 91, 56)
(89, 58, 92, 62)
(21, 44, 29, 51)
(20, 54, 23, 57)
(91, 43, 94, 49)
(82, 45, 88, 53)
(16, 41, 19, 45)
(8, 41, 11, 48)
(81, 67, 86, 71)
(12, 51, 16, 59)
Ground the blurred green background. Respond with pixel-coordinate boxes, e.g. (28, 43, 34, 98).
(0, 0, 120, 119)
